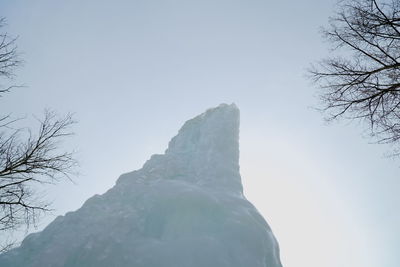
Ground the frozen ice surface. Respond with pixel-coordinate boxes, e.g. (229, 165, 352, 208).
(0, 104, 282, 267)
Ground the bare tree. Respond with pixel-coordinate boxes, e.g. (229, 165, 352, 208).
(0, 18, 20, 95)
(0, 112, 77, 231)
(309, 0, 400, 154)
(0, 19, 77, 251)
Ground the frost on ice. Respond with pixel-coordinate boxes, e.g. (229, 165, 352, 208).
(0, 103, 282, 267)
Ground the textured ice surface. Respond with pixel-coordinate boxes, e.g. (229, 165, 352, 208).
(0, 103, 282, 267)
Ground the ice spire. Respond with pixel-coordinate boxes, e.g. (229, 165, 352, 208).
(140, 103, 242, 193)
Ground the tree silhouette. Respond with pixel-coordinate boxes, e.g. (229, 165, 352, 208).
(310, 0, 400, 155)
(0, 18, 77, 251)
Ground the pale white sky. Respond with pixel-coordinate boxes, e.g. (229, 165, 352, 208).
(1, 0, 399, 266)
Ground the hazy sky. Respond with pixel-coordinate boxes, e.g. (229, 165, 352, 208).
(1, 0, 399, 266)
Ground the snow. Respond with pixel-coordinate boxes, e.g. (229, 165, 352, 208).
(0, 103, 282, 267)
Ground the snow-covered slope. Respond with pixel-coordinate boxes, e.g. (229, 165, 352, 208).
(0, 103, 282, 267)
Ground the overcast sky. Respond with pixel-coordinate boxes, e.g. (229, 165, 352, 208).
(1, 0, 399, 266)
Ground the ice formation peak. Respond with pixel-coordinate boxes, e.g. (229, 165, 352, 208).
(166, 103, 240, 157)
(136, 103, 243, 194)
(0, 103, 282, 267)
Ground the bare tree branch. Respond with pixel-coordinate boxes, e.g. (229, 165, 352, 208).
(309, 0, 400, 155)
(0, 111, 77, 238)
(0, 18, 21, 96)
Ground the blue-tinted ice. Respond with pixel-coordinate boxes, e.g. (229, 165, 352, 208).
(0, 104, 282, 267)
